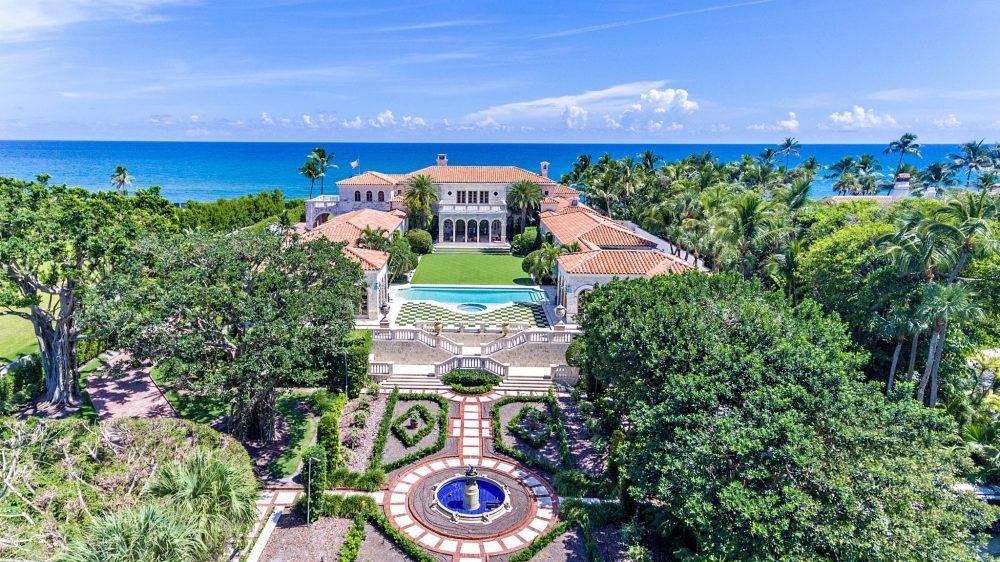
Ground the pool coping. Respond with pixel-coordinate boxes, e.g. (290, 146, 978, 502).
(391, 283, 549, 316)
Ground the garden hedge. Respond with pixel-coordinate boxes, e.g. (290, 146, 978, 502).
(299, 444, 327, 522)
(391, 403, 435, 447)
(372, 387, 450, 472)
(442, 369, 501, 394)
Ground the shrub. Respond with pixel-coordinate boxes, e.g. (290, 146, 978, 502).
(352, 411, 367, 428)
(328, 468, 385, 491)
(343, 430, 361, 449)
(338, 514, 366, 562)
(511, 226, 540, 256)
(0, 354, 43, 414)
(314, 391, 347, 474)
(492, 389, 573, 473)
(404, 229, 433, 254)
(300, 445, 327, 522)
(508, 405, 552, 448)
(391, 403, 435, 447)
(369, 387, 399, 471)
(442, 369, 501, 394)
(565, 337, 586, 369)
(374, 390, 450, 472)
(331, 331, 371, 398)
(389, 236, 417, 281)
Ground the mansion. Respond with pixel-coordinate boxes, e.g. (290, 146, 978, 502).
(299, 154, 699, 321)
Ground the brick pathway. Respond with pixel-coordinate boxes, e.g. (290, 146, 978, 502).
(382, 392, 558, 562)
(86, 352, 176, 420)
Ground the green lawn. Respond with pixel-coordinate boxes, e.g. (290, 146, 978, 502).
(150, 367, 230, 424)
(411, 253, 533, 285)
(268, 391, 317, 478)
(0, 311, 38, 363)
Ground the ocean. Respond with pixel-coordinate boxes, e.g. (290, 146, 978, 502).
(0, 140, 961, 203)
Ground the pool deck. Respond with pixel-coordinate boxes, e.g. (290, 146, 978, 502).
(380, 283, 559, 329)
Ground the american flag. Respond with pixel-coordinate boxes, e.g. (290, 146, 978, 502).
(350, 158, 360, 169)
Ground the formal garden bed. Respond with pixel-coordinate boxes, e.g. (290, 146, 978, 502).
(492, 391, 572, 474)
(376, 388, 451, 471)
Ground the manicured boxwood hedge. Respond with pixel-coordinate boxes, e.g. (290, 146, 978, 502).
(491, 389, 572, 473)
(312, 390, 348, 474)
(300, 444, 327, 523)
(391, 403, 435, 447)
(338, 513, 366, 562)
(371, 387, 450, 472)
(442, 369, 501, 394)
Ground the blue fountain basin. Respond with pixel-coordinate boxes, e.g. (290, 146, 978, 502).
(435, 478, 506, 516)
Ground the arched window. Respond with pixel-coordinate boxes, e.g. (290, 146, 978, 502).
(354, 191, 361, 202)
(467, 220, 478, 243)
(313, 213, 330, 228)
(455, 220, 466, 243)
(378, 191, 385, 202)
(366, 191, 373, 202)
(443, 219, 454, 242)
(491, 219, 502, 242)
(479, 220, 489, 243)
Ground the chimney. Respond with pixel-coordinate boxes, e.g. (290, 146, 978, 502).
(540, 161, 550, 178)
(437, 153, 448, 167)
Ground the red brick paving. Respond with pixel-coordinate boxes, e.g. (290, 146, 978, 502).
(85, 352, 177, 420)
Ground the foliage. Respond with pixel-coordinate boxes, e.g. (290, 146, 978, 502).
(389, 235, 418, 281)
(579, 272, 995, 560)
(300, 444, 327, 523)
(390, 403, 435, 447)
(85, 229, 363, 441)
(491, 390, 573, 473)
(507, 405, 552, 448)
(327, 467, 386, 491)
(511, 226, 541, 256)
(369, 386, 399, 471)
(328, 330, 371, 398)
(0, 353, 44, 414)
(0, 417, 252, 561)
(315, 391, 348, 472)
(404, 228, 433, 254)
(372, 388, 450, 471)
(441, 369, 501, 394)
(508, 180, 544, 233)
(404, 174, 439, 230)
(56, 503, 205, 562)
(0, 178, 176, 406)
(338, 514, 366, 562)
(506, 499, 624, 562)
(175, 190, 285, 232)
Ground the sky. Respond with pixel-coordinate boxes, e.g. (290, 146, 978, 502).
(1, 0, 999, 143)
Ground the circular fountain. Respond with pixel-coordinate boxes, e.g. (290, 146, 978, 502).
(431, 466, 512, 523)
(455, 303, 488, 313)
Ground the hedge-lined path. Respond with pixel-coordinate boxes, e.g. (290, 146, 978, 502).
(380, 391, 559, 562)
(85, 352, 177, 420)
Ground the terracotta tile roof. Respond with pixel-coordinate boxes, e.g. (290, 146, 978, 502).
(390, 194, 405, 202)
(300, 208, 403, 247)
(406, 165, 557, 184)
(541, 210, 653, 249)
(344, 246, 389, 271)
(557, 249, 693, 276)
(336, 171, 404, 186)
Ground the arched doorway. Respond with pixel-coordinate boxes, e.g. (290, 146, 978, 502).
(455, 220, 466, 242)
(366, 191, 373, 202)
(443, 219, 454, 242)
(491, 219, 502, 242)
(467, 220, 478, 243)
(479, 220, 489, 244)
(354, 191, 361, 201)
(313, 213, 331, 228)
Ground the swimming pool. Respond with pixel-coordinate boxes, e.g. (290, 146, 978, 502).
(397, 285, 545, 306)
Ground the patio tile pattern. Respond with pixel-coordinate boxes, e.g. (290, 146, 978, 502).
(395, 302, 548, 328)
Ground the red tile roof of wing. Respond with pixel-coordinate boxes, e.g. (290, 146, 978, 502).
(541, 210, 653, 249)
(406, 165, 557, 184)
(344, 246, 389, 271)
(336, 171, 405, 186)
(300, 208, 403, 245)
(557, 249, 693, 275)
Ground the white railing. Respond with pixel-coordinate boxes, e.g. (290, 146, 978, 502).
(551, 364, 580, 385)
(369, 362, 392, 375)
(434, 356, 509, 378)
(372, 327, 463, 354)
(414, 321, 531, 334)
(439, 204, 507, 213)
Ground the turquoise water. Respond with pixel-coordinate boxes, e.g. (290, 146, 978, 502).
(0, 140, 961, 202)
(436, 478, 506, 515)
(398, 285, 544, 305)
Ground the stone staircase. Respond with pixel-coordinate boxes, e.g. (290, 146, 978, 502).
(378, 366, 554, 394)
(497, 367, 553, 393)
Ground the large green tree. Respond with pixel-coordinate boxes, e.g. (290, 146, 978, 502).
(579, 272, 994, 560)
(403, 174, 438, 230)
(85, 229, 363, 440)
(0, 178, 175, 407)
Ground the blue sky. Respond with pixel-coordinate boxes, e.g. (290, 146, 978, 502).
(2, 0, 999, 143)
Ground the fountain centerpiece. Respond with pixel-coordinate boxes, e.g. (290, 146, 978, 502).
(431, 466, 512, 523)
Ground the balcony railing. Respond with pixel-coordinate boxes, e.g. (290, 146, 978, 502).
(438, 203, 507, 214)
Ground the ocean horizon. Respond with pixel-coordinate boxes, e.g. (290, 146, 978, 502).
(0, 140, 962, 203)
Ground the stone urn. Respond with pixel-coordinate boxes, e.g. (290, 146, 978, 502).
(408, 414, 419, 429)
(434, 320, 442, 335)
(501, 322, 510, 337)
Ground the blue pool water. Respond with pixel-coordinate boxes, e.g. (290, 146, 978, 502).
(436, 478, 506, 516)
(398, 286, 544, 306)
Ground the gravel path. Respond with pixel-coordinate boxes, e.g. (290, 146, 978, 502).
(556, 393, 605, 476)
(356, 522, 420, 562)
(381, 399, 441, 466)
(346, 393, 387, 473)
(260, 511, 351, 561)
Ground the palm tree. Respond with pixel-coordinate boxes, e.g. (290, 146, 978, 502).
(110, 165, 134, 194)
(757, 148, 778, 166)
(878, 310, 911, 392)
(884, 132, 921, 180)
(825, 156, 855, 194)
(917, 282, 984, 406)
(561, 154, 592, 186)
(855, 154, 883, 194)
(299, 160, 321, 199)
(508, 180, 544, 234)
(308, 147, 336, 195)
(949, 140, 991, 187)
(355, 226, 391, 251)
(800, 155, 820, 176)
(403, 174, 438, 230)
(927, 190, 998, 283)
(918, 162, 958, 197)
(720, 191, 786, 280)
(57, 503, 205, 562)
(637, 149, 662, 172)
(524, 242, 568, 283)
(777, 137, 801, 169)
(974, 170, 998, 193)
(35, 173, 51, 185)
(148, 449, 257, 557)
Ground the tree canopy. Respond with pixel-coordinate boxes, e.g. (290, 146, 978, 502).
(579, 272, 995, 560)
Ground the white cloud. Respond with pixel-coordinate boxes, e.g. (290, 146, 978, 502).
(647, 121, 683, 132)
(824, 105, 897, 130)
(933, 114, 961, 128)
(148, 114, 174, 126)
(562, 105, 588, 129)
(401, 115, 427, 128)
(189, 114, 200, 123)
(466, 81, 698, 132)
(301, 114, 316, 128)
(260, 112, 274, 125)
(710, 123, 731, 133)
(0, 0, 185, 43)
(369, 109, 396, 128)
(747, 111, 799, 132)
(340, 116, 364, 129)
